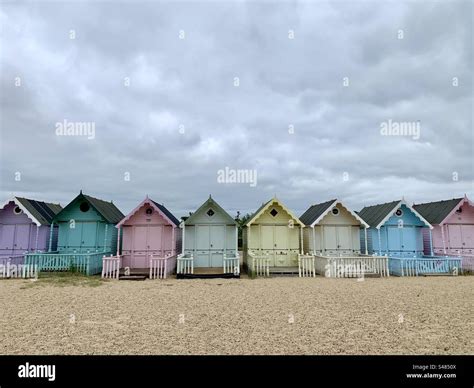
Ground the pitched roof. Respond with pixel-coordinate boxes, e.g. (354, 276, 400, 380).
(245, 197, 305, 227)
(358, 200, 402, 228)
(82, 194, 124, 224)
(246, 199, 273, 225)
(413, 198, 464, 225)
(151, 200, 180, 226)
(300, 199, 337, 225)
(3, 197, 63, 225)
(358, 199, 432, 229)
(184, 196, 237, 225)
(300, 199, 369, 227)
(54, 192, 124, 224)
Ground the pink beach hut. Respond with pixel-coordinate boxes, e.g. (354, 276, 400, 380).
(414, 195, 474, 272)
(102, 197, 180, 280)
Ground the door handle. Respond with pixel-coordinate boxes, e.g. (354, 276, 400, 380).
(210, 244, 213, 247)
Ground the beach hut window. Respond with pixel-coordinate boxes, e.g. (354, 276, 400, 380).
(80, 202, 90, 212)
(13, 206, 23, 215)
(331, 208, 340, 216)
(145, 208, 153, 215)
(395, 209, 403, 217)
(207, 209, 215, 217)
(455, 208, 462, 214)
(270, 209, 278, 217)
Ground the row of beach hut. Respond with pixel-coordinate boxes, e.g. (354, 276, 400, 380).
(0, 192, 472, 279)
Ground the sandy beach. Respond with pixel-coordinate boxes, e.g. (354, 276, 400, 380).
(0, 276, 472, 355)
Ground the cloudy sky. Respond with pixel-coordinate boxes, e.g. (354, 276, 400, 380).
(0, 0, 472, 218)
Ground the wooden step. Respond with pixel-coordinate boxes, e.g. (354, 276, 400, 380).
(119, 275, 147, 281)
(269, 267, 299, 276)
(177, 273, 239, 280)
(421, 272, 456, 276)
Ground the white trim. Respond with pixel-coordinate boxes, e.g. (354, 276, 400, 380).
(0, 197, 43, 226)
(309, 199, 370, 229)
(439, 197, 473, 226)
(116, 197, 177, 228)
(246, 197, 305, 227)
(375, 199, 433, 230)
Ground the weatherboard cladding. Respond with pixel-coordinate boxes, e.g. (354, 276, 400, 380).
(299, 199, 336, 226)
(413, 198, 463, 225)
(151, 200, 180, 226)
(15, 197, 62, 225)
(357, 201, 400, 228)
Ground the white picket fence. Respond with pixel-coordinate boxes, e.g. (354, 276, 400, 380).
(248, 251, 270, 277)
(298, 254, 316, 277)
(299, 254, 390, 278)
(223, 253, 240, 275)
(177, 254, 194, 275)
(149, 255, 176, 279)
(101, 255, 121, 279)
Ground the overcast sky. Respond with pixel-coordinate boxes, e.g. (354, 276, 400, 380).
(0, 0, 472, 219)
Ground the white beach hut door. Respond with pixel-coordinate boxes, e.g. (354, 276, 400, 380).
(323, 226, 338, 254)
(196, 225, 211, 267)
(210, 225, 225, 267)
(336, 226, 351, 254)
(447, 225, 462, 250)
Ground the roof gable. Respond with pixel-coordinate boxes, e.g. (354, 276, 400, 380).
(300, 199, 337, 226)
(359, 199, 432, 229)
(184, 196, 237, 225)
(413, 197, 465, 225)
(246, 197, 304, 227)
(301, 199, 369, 227)
(54, 192, 124, 224)
(116, 197, 179, 227)
(1, 197, 63, 226)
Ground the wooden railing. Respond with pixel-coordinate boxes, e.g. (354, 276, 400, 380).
(177, 254, 194, 275)
(298, 254, 316, 277)
(25, 251, 109, 276)
(309, 255, 389, 278)
(102, 255, 121, 279)
(389, 256, 462, 277)
(223, 253, 240, 275)
(150, 254, 176, 279)
(248, 251, 270, 277)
